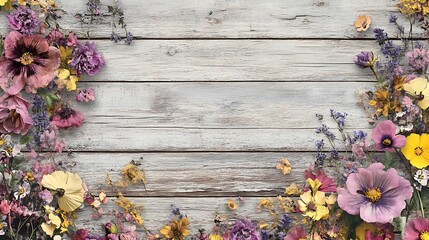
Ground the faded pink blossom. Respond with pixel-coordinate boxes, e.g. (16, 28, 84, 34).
(76, 88, 95, 102)
(284, 227, 306, 240)
(372, 120, 406, 152)
(403, 217, 429, 240)
(67, 32, 79, 47)
(304, 169, 336, 192)
(10, 202, 31, 216)
(402, 96, 413, 108)
(119, 223, 137, 240)
(0, 200, 10, 214)
(39, 189, 53, 204)
(0, 31, 60, 94)
(0, 93, 32, 135)
(51, 107, 84, 128)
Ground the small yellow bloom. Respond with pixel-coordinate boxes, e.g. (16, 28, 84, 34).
(41, 213, 62, 237)
(259, 223, 269, 229)
(0, 0, 8, 6)
(401, 133, 429, 168)
(226, 199, 238, 211)
(307, 178, 322, 192)
(298, 191, 329, 221)
(276, 158, 292, 175)
(403, 77, 429, 110)
(24, 171, 35, 182)
(18, 0, 26, 5)
(160, 217, 190, 239)
(285, 182, 301, 196)
(122, 163, 146, 185)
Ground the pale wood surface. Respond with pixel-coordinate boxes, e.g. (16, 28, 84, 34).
(0, 0, 397, 238)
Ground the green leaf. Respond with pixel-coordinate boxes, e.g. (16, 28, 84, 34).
(19, 134, 32, 145)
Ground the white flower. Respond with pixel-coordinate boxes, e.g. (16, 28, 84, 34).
(414, 169, 429, 186)
(0, 221, 7, 235)
(14, 181, 31, 200)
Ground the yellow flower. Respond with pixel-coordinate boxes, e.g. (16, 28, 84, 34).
(226, 199, 238, 211)
(298, 190, 329, 221)
(24, 171, 35, 182)
(122, 163, 146, 185)
(56, 69, 80, 91)
(59, 46, 73, 63)
(41, 213, 61, 237)
(160, 217, 190, 239)
(326, 194, 337, 206)
(18, 0, 26, 5)
(0, 0, 7, 6)
(369, 87, 391, 116)
(307, 178, 322, 192)
(403, 77, 429, 110)
(276, 158, 292, 175)
(285, 182, 301, 196)
(209, 234, 222, 240)
(401, 133, 429, 168)
(41, 171, 85, 212)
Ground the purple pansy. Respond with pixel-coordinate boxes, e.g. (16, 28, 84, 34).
(372, 120, 406, 152)
(337, 163, 412, 223)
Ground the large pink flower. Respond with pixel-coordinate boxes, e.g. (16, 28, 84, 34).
(0, 31, 60, 94)
(337, 163, 413, 223)
(403, 218, 429, 240)
(0, 93, 32, 135)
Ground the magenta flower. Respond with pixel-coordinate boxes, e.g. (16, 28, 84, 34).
(51, 107, 84, 129)
(0, 93, 32, 135)
(284, 227, 306, 240)
(403, 218, 429, 240)
(337, 163, 412, 223)
(372, 120, 406, 152)
(304, 169, 336, 192)
(0, 31, 60, 95)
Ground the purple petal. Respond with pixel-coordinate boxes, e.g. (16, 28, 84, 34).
(337, 188, 367, 215)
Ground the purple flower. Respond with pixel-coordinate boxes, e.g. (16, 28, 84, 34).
(354, 51, 375, 68)
(337, 163, 412, 223)
(70, 42, 105, 76)
(406, 48, 429, 72)
(372, 120, 406, 152)
(7, 8, 40, 34)
(229, 219, 261, 240)
(403, 218, 429, 240)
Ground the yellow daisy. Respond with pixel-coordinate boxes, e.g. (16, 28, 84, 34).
(401, 133, 429, 168)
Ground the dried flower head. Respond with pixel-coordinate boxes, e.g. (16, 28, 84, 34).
(355, 15, 371, 32)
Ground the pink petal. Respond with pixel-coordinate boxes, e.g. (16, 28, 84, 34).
(3, 31, 22, 59)
(337, 187, 366, 215)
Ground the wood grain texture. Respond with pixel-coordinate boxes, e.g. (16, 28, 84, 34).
(57, 152, 321, 197)
(74, 197, 273, 236)
(0, 0, 410, 39)
(88, 39, 378, 82)
(65, 82, 370, 151)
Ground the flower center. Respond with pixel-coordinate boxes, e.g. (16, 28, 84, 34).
(56, 188, 65, 197)
(307, 201, 317, 211)
(415, 147, 424, 156)
(20, 52, 34, 65)
(364, 188, 382, 202)
(382, 138, 392, 147)
(19, 188, 25, 195)
(420, 231, 429, 240)
(7, 109, 20, 123)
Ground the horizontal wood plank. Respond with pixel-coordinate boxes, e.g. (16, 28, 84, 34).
(65, 82, 371, 151)
(0, 0, 410, 39)
(57, 152, 320, 197)
(88, 40, 377, 82)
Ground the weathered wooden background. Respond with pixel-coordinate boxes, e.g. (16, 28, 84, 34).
(0, 0, 408, 237)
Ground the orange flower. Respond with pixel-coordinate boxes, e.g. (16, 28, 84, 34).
(355, 15, 371, 32)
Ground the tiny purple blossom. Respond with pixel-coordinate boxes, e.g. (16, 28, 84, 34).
(371, 120, 406, 152)
(229, 219, 262, 240)
(337, 163, 412, 223)
(6, 8, 40, 34)
(406, 48, 429, 72)
(354, 51, 375, 68)
(70, 42, 105, 76)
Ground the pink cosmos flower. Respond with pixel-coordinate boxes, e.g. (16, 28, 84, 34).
(337, 163, 412, 223)
(51, 107, 84, 128)
(0, 93, 32, 135)
(0, 31, 60, 94)
(372, 120, 406, 152)
(284, 227, 306, 240)
(304, 169, 336, 192)
(403, 218, 429, 240)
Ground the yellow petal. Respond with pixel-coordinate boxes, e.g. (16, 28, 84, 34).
(326, 194, 337, 205)
(49, 213, 61, 228)
(18, 0, 26, 5)
(402, 134, 420, 160)
(307, 178, 322, 191)
(209, 235, 222, 240)
(160, 225, 171, 236)
(41, 223, 56, 237)
(315, 205, 329, 220)
(418, 99, 429, 110)
(404, 77, 428, 95)
(66, 75, 79, 91)
(313, 191, 326, 205)
(57, 69, 70, 80)
(300, 191, 312, 204)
